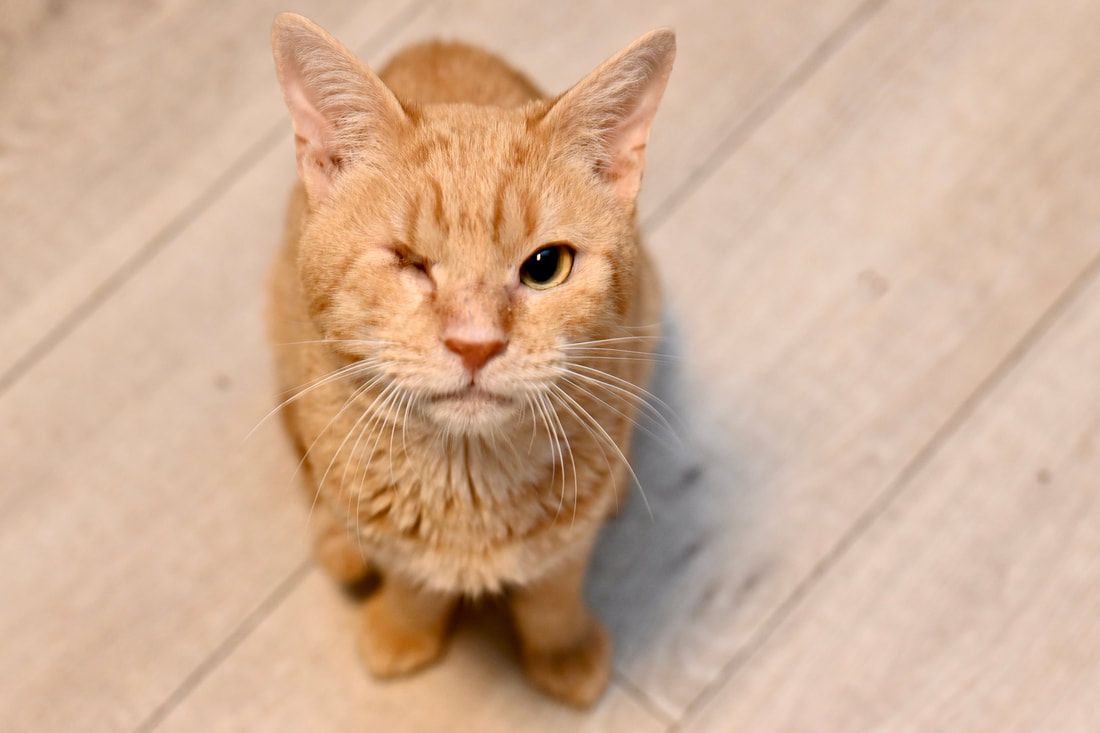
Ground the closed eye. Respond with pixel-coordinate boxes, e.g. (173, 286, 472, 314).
(390, 244, 431, 277)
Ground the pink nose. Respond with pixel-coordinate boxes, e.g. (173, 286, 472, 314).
(444, 337, 507, 375)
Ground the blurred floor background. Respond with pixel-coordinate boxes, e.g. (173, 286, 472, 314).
(2, 0, 1100, 730)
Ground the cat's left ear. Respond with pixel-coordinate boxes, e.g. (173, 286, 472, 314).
(542, 29, 676, 204)
(271, 13, 408, 203)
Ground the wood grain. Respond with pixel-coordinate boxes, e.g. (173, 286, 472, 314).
(587, 0, 1100, 718)
(682, 240, 1100, 732)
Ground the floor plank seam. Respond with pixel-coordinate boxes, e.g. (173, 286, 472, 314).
(612, 669, 677, 728)
(0, 0, 436, 401)
(132, 558, 314, 733)
(642, 0, 890, 232)
(0, 125, 281, 398)
(670, 238, 1100, 730)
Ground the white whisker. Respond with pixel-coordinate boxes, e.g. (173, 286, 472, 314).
(532, 392, 562, 519)
(302, 374, 386, 525)
(351, 384, 404, 556)
(539, 393, 568, 522)
(560, 363, 683, 437)
(559, 374, 671, 448)
(550, 382, 653, 521)
(542, 389, 579, 525)
(561, 334, 661, 348)
(245, 358, 379, 441)
(551, 385, 617, 515)
(273, 338, 395, 347)
(312, 382, 391, 515)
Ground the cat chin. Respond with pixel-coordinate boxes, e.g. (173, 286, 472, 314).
(423, 394, 521, 435)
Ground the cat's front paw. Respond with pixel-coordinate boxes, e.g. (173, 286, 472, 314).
(521, 618, 612, 708)
(358, 593, 448, 678)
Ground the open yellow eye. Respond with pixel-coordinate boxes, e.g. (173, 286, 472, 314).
(520, 244, 574, 290)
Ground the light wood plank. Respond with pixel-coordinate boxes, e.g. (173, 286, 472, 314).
(154, 571, 666, 732)
(682, 252, 1100, 731)
(588, 0, 1100, 718)
(0, 1, 868, 729)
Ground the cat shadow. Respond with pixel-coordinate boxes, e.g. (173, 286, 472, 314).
(584, 309, 764, 672)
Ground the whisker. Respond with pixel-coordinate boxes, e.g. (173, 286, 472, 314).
(387, 389, 411, 484)
(540, 393, 568, 523)
(523, 393, 538, 453)
(350, 382, 404, 494)
(352, 384, 404, 556)
(296, 379, 395, 562)
(245, 358, 379, 441)
(611, 322, 663, 331)
(566, 353, 677, 366)
(561, 335, 662, 349)
(559, 374, 673, 448)
(543, 390, 579, 526)
(565, 362, 679, 416)
(302, 374, 386, 525)
(532, 392, 562, 519)
(312, 382, 392, 516)
(273, 338, 395, 347)
(341, 382, 396, 490)
(550, 383, 654, 521)
(274, 358, 385, 399)
(559, 367, 681, 439)
(562, 347, 678, 362)
(400, 389, 416, 458)
(549, 385, 617, 515)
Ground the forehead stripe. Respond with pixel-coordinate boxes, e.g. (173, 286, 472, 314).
(429, 177, 449, 235)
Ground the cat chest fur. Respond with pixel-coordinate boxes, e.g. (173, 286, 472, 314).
(327, 430, 614, 594)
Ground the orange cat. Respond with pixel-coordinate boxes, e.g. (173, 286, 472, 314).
(267, 13, 674, 707)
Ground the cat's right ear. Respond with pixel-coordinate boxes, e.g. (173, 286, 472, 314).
(271, 13, 407, 203)
(540, 29, 675, 206)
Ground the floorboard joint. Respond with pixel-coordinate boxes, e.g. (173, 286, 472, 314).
(613, 670, 677, 728)
(133, 559, 314, 733)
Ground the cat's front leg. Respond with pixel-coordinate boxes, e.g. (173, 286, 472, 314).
(310, 507, 372, 586)
(509, 548, 611, 708)
(359, 572, 457, 678)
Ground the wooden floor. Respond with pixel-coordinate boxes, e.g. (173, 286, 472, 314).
(3, 0, 1099, 730)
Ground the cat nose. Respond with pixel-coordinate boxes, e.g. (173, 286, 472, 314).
(444, 337, 507, 375)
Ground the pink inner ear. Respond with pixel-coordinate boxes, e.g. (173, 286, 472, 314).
(278, 51, 346, 199)
(550, 31, 673, 204)
(282, 57, 335, 156)
(273, 20, 410, 203)
(604, 84, 665, 200)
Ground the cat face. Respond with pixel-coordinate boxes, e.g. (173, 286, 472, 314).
(273, 15, 674, 434)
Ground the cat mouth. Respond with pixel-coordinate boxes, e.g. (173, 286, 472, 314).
(430, 386, 511, 405)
